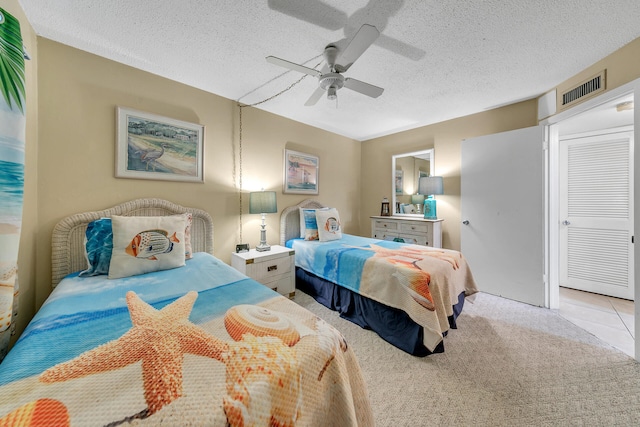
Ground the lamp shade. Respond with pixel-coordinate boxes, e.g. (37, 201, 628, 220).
(411, 194, 425, 205)
(418, 176, 444, 196)
(249, 191, 277, 214)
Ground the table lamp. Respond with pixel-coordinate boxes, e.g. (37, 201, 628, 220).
(411, 193, 425, 214)
(249, 190, 277, 251)
(418, 176, 444, 220)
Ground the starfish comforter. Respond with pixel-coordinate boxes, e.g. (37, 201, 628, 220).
(0, 253, 373, 426)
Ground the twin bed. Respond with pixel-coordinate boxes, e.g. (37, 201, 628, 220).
(0, 197, 478, 425)
(0, 199, 373, 427)
(280, 199, 478, 357)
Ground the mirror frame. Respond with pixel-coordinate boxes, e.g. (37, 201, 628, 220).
(391, 148, 434, 217)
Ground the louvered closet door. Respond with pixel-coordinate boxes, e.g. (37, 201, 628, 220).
(559, 129, 634, 300)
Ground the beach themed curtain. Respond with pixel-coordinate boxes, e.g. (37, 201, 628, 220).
(0, 7, 26, 361)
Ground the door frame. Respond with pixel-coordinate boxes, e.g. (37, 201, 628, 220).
(541, 78, 640, 360)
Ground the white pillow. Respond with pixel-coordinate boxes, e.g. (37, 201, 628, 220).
(108, 215, 186, 279)
(401, 203, 416, 214)
(316, 208, 342, 242)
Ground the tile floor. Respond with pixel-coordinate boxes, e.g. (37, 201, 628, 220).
(559, 286, 635, 358)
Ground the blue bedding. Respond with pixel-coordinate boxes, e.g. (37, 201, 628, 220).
(0, 252, 373, 426)
(287, 234, 478, 354)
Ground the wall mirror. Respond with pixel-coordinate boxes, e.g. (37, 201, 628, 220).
(391, 149, 434, 216)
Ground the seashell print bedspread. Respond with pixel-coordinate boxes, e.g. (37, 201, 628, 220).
(290, 235, 479, 351)
(0, 253, 373, 426)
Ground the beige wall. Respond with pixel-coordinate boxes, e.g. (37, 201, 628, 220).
(361, 101, 538, 250)
(28, 39, 360, 337)
(11, 0, 640, 345)
(555, 37, 640, 113)
(362, 36, 640, 252)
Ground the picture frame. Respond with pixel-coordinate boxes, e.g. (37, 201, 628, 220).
(116, 107, 204, 182)
(395, 170, 404, 194)
(283, 149, 319, 195)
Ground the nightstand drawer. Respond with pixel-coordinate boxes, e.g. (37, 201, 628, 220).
(262, 274, 293, 294)
(245, 256, 292, 282)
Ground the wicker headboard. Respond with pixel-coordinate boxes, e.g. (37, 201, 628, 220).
(279, 199, 327, 245)
(51, 198, 214, 287)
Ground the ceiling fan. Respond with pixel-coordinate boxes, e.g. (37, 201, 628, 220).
(266, 24, 384, 106)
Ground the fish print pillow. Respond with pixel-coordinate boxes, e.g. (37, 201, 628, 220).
(80, 213, 193, 277)
(108, 215, 186, 279)
(316, 208, 342, 242)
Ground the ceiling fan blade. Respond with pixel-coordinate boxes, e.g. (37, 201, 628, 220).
(266, 56, 321, 77)
(344, 78, 384, 98)
(304, 86, 325, 106)
(336, 24, 380, 72)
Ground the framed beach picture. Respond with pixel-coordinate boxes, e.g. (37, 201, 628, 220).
(115, 107, 204, 182)
(283, 149, 319, 195)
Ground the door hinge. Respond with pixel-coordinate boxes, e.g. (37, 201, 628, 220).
(632, 236, 634, 244)
(542, 140, 549, 150)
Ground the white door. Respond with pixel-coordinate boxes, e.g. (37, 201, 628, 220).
(461, 126, 546, 306)
(559, 129, 634, 300)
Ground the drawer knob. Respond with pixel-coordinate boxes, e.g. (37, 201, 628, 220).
(267, 265, 278, 272)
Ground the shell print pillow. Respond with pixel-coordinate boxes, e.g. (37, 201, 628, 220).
(316, 208, 342, 241)
(108, 215, 186, 279)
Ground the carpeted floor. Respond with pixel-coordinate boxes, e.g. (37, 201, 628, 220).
(293, 291, 640, 426)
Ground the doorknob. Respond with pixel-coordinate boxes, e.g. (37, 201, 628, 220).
(462, 220, 470, 225)
(562, 220, 571, 225)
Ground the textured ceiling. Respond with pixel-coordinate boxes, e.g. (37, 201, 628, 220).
(19, 0, 640, 141)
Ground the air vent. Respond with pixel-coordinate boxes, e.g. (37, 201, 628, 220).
(560, 70, 606, 109)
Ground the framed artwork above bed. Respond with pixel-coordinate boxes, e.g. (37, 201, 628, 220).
(283, 149, 319, 194)
(115, 107, 204, 182)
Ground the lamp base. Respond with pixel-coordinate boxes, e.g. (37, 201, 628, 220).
(423, 197, 438, 220)
(255, 243, 271, 252)
(256, 217, 270, 251)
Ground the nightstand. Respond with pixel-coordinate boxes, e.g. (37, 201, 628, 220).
(230, 245, 295, 298)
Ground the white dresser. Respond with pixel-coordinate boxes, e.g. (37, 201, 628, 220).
(370, 216, 443, 248)
(231, 245, 295, 298)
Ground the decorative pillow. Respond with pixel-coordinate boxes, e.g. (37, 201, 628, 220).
(302, 209, 320, 241)
(299, 207, 307, 238)
(300, 207, 330, 239)
(79, 213, 193, 277)
(316, 208, 342, 241)
(108, 215, 186, 279)
(79, 218, 113, 277)
(402, 203, 416, 214)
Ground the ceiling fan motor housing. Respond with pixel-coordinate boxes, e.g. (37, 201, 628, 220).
(319, 73, 345, 91)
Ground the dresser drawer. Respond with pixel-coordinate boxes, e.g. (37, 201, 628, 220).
(373, 220, 398, 231)
(400, 222, 430, 234)
(245, 256, 292, 282)
(371, 216, 442, 248)
(398, 233, 427, 246)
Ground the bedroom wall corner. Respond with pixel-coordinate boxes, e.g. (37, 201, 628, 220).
(361, 100, 538, 251)
(5, 0, 39, 348)
(33, 39, 361, 321)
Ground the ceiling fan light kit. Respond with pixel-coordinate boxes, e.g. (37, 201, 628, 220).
(266, 23, 384, 105)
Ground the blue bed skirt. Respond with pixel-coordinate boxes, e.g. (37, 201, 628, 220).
(295, 267, 466, 357)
